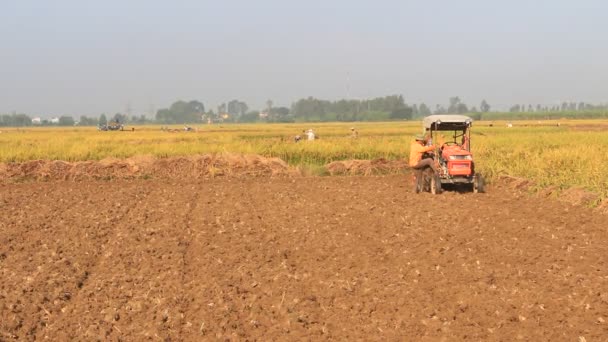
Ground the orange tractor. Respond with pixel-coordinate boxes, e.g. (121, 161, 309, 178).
(414, 115, 484, 194)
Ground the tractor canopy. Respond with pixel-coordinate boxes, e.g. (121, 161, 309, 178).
(422, 115, 473, 131)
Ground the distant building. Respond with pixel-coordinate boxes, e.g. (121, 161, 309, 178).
(220, 113, 230, 120)
(32, 117, 42, 125)
(259, 111, 269, 119)
(50, 117, 60, 124)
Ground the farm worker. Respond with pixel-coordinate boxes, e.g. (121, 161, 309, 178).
(350, 127, 358, 139)
(306, 129, 315, 141)
(409, 134, 437, 172)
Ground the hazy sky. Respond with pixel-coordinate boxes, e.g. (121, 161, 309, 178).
(1, 0, 607, 117)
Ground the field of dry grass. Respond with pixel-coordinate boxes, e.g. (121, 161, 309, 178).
(1, 119, 607, 199)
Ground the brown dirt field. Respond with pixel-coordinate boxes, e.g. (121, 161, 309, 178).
(1, 175, 608, 341)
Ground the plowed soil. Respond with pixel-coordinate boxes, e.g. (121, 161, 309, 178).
(1, 175, 607, 341)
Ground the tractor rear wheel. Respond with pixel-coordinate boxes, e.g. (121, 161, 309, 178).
(473, 174, 485, 193)
(430, 173, 442, 194)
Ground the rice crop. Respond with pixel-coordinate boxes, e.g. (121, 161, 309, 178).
(1, 120, 607, 197)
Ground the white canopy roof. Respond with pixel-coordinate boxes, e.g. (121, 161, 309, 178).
(422, 115, 473, 130)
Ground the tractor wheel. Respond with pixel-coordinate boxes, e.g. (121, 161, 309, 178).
(473, 174, 485, 193)
(420, 167, 433, 193)
(430, 173, 442, 194)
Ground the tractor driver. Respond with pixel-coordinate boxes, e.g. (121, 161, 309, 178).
(409, 134, 437, 172)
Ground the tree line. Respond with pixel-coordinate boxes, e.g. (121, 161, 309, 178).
(2, 96, 608, 126)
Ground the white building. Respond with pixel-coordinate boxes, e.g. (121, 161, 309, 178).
(31, 117, 42, 125)
(50, 117, 60, 124)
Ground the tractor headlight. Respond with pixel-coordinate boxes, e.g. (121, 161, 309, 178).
(449, 155, 473, 160)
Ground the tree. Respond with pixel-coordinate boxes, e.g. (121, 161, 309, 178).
(79, 115, 99, 126)
(58, 116, 75, 126)
(291, 97, 329, 120)
(448, 97, 469, 114)
(480, 100, 490, 113)
(113, 113, 127, 123)
(269, 106, 290, 122)
(457, 103, 469, 114)
(448, 97, 461, 114)
(434, 105, 446, 114)
(131, 115, 147, 125)
(240, 111, 260, 123)
(227, 100, 248, 118)
(389, 107, 413, 120)
(577, 102, 585, 111)
(156, 100, 205, 124)
(419, 103, 431, 116)
(99, 113, 107, 126)
(0, 113, 32, 127)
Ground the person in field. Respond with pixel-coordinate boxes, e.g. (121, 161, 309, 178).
(306, 129, 315, 141)
(409, 134, 437, 172)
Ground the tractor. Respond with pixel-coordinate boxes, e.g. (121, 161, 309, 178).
(414, 114, 484, 194)
(98, 119, 124, 131)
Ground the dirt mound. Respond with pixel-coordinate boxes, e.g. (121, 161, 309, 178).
(497, 175, 535, 190)
(559, 187, 599, 207)
(326, 158, 408, 175)
(498, 175, 603, 209)
(596, 198, 608, 213)
(0, 154, 296, 182)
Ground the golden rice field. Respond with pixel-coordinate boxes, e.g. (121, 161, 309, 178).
(1, 120, 607, 199)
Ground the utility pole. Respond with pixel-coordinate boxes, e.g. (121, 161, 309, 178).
(125, 101, 132, 121)
(346, 71, 350, 99)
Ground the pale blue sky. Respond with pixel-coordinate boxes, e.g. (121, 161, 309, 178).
(1, 0, 607, 117)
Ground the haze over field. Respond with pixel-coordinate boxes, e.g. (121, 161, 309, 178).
(1, 0, 607, 117)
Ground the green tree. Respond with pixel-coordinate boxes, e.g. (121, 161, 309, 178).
(448, 97, 469, 114)
(0, 113, 32, 127)
(240, 111, 260, 123)
(419, 103, 431, 116)
(112, 113, 127, 123)
(156, 100, 205, 124)
(480, 100, 490, 113)
(227, 100, 248, 118)
(79, 115, 99, 126)
(434, 104, 446, 114)
(389, 107, 413, 120)
(99, 114, 107, 126)
(58, 116, 75, 126)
